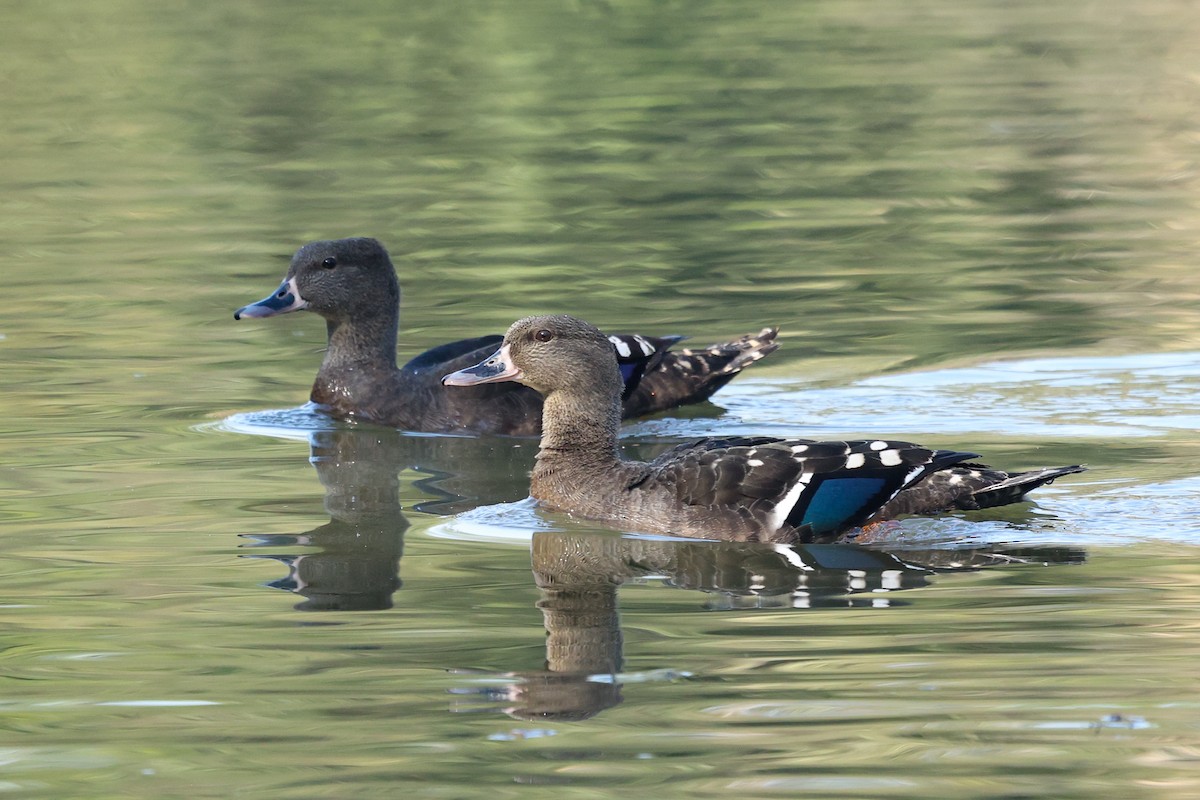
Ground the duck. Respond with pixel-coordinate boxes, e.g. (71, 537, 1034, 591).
(443, 315, 1083, 543)
(234, 238, 779, 435)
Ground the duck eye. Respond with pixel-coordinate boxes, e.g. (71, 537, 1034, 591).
(321, 257, 337, 269)
(534, 329, 553, 342)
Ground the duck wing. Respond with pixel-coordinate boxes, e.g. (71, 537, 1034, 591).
(401, 335, 505, 375)
(638, 438, 977, 540)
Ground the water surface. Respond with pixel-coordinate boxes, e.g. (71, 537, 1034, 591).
(3, 1, 1200, 797)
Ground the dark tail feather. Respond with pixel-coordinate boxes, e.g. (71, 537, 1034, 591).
(970, 465, 1087, 509)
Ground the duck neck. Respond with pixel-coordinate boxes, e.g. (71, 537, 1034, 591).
(321, 313, 398, 372)
(534, 386, 623, 473)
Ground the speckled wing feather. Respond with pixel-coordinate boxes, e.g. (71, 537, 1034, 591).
(872, 463, 1087, 519)
(635, 438, 978, 540)
(621, 328, 780, 417)
(607, 333, 687, 400)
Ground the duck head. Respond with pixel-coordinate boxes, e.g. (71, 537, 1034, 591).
(234, 237, 399, 323)
(442, 314, 623, 398)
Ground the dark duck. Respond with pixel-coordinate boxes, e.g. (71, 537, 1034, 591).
(235, 238, 779, 435)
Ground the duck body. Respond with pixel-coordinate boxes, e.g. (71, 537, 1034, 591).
(235, 238, 778, 435)
(441, 314, 1051, 544)
(530, 433, 980, 544)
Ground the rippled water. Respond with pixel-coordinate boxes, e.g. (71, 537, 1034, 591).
(5, 0, 1200, 797)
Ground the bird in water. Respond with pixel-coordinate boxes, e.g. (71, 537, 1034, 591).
(443, 314, 1084, 543)
(235, 238, 778, 434)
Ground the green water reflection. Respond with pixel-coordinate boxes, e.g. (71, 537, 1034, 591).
(4, 0, 1200, 797)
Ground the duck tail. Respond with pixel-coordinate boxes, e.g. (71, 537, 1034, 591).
(621, 327, 780, 417)
(868, 460, 1086, 522)
(704, 327, 781, 376)
(968, 464, 1087, 509)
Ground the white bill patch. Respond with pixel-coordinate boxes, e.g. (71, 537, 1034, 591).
(285, 277, 308, 308)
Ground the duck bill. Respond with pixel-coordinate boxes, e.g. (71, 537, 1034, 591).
(442, 344, 523, 386)
(234, 277, 308, 320)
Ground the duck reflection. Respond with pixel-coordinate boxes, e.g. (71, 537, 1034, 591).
(455, 531, 1086, 721)
(241, 426, 534, 610)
